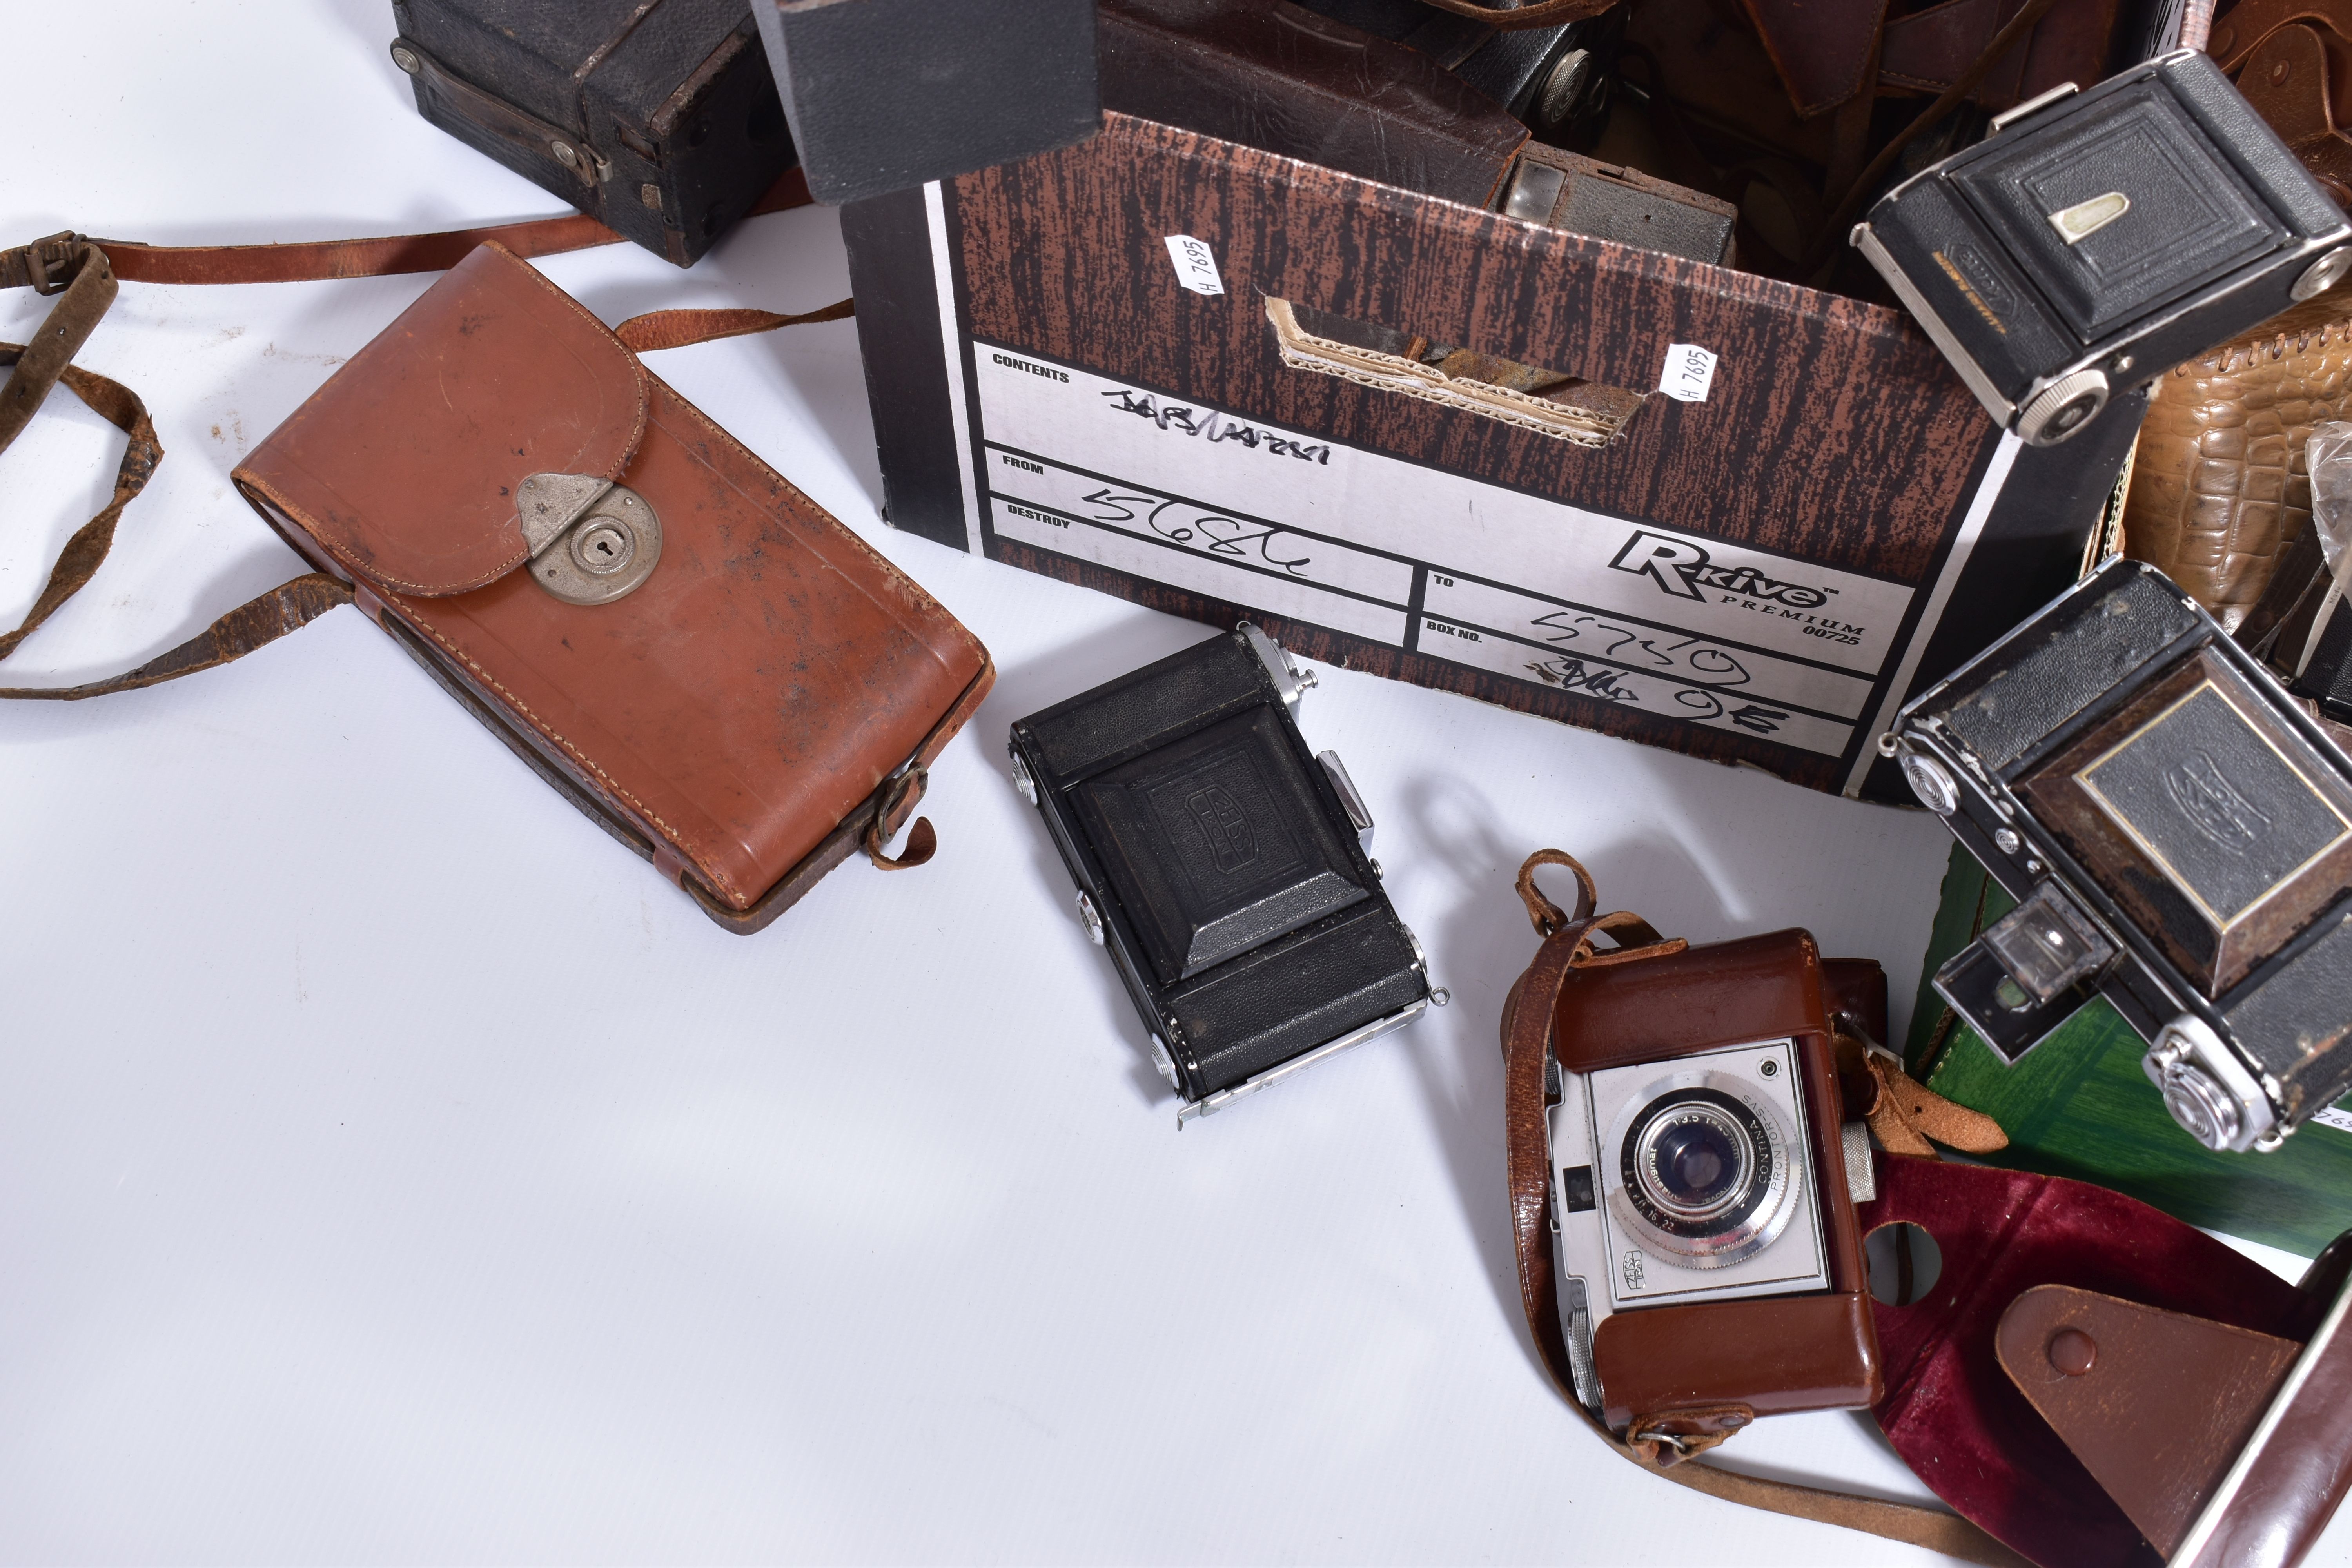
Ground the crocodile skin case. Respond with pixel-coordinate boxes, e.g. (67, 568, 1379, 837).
(390, 0, 797, 265)
(2124, 279, 2352, 628)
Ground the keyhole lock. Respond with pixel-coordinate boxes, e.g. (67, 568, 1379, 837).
(517, 473, 662, 606)
(572, 520, 635, 575)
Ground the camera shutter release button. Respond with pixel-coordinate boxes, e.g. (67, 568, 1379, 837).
(2049, 1328, 2097, 1377)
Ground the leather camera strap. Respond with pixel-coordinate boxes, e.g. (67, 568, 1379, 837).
(1801, 0, 2065, 276)
(0, 173, 843, 701)
(1498, 850, 2029, 1567)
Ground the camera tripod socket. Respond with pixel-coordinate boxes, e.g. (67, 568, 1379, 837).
(2017, 368, 2109, 446)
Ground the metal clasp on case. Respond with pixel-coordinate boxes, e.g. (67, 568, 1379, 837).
(517, 472, 662, 606)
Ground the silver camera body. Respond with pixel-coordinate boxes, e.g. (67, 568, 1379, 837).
(1547, 1036, 1832, 1411)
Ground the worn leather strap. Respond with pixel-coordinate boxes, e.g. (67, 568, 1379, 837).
(1499, 850, 2027, 1566)
(0, 170, 812, 292)
(864, 767, 940, 871)
(1810, 0, 2066, 272)
(0, 177, 836, 701)
(615, 298, 855, 353)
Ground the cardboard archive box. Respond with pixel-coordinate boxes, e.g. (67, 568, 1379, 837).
(840, 109, 2145, 803)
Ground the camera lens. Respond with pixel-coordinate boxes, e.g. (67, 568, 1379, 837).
(1609, 1079, 1803, 1269)
(1648, 1111, 1745, 1212)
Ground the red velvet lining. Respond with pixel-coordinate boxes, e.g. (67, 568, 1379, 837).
(1860, 1156, 2323, 1568)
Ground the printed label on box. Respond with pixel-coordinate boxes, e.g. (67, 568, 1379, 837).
(1658, 343, 1718, 403)
(972, 343, 1914, 761)
(1163, 235, 1226, 296)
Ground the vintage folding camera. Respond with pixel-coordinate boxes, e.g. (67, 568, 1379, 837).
(1009, 626, 1441, 1123)
(1546, 931, 1878, 1437)
(1888, 560, 2352, 1153)
(1852, 49, 2352, 446)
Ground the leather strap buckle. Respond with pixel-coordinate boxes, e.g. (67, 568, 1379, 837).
(22, 232, 85, 296)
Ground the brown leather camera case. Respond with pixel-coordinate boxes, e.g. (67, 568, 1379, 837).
(1550, 928, 1881, 1433)
(233, 242, 993, 932)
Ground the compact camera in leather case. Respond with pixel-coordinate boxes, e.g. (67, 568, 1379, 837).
(1009, 627, 1438, 1122)
(1526, 912, 1880, 1443)
(1855, 49, 2352, 446)
(1890, 559, 2352, 1151)
(232, 242, 994, 932)
(390, 0, 798, 266)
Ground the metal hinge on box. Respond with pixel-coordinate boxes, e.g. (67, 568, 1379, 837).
(391, 38, 612, 187)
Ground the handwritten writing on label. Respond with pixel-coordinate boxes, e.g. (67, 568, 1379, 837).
(1102, 390, 1330, 465)
(1078, 488, 1316, 578)
(1526, 609, 1754, 690)
(1657, 343, 1718, 403)
(2314, 1105, 2352, 1136)
(1164, 234, 1225, 296)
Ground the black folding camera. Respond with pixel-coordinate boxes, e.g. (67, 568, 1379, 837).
(1887, 561, 2352, 1153)
(1009, 626, 1441, 1123)
(1853, 49, 2352, 446)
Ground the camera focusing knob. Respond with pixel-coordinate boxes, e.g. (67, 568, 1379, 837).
(2016, 368, 2110, 446)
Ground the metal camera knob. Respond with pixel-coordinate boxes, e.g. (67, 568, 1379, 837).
(2143, 1015, 2278, 1153)
(2158, 1058, 2243, 1151)
(2016, 368, 2109, 446)
(1897, 748, 1959, 814)
(2293, 244, 2352, 301)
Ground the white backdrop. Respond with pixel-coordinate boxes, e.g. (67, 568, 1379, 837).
(0, 4, 2333, 1564)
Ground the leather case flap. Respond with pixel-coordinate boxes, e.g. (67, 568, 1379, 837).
(236, 242, 649, 596)
(1736, 0, 1890, 117)
(1860, 1156, 2323, 1568)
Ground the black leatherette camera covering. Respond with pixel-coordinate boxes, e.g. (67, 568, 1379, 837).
(1013, 632, 1428, 1102)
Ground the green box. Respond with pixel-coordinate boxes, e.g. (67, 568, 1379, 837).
(1908, 843, 2352, 1257)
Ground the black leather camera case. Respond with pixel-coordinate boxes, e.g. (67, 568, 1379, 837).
(390, 0, 797, 266)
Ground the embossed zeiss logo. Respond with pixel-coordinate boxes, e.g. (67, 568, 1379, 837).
(1609, 531, 1830, 608)
(1187, 785, 1259, 873)
(1621, 1250, 1646, 1292)
(2166, 750, 2272, 853)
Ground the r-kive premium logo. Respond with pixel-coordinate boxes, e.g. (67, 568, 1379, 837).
(1187, 785, 1259, 873)
(1609, 531, 1831, 609)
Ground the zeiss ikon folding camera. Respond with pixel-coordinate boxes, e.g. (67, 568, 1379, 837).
(1547, 933, 1878, 1437)
(1888, 561, 2352, 1153)
(1853, 49, 2352, 446)
(1009, 627, 1440, 1123)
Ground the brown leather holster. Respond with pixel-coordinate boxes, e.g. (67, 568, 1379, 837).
(0, 177, 991, 927)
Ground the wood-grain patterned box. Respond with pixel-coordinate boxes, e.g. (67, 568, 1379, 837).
(840, 109, 2141, 802)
